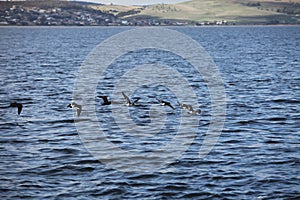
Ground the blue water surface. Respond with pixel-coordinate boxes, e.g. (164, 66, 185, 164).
(0, 26, 299, 199)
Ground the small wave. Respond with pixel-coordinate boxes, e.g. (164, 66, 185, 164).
(128, 173, 158, 180)
(98, 188, 125, 196)
(38, 164, 94, 175)
(268, 160, 292, 165)
(180, 191, 212, 199)
(237, 119, 259, 125)
(21, 117, 91, 124)
(0, 121, 19, 126)
(253, 78, 272, 82)
(163, 184, 189, 191)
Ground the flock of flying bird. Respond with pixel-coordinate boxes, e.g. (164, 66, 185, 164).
(9, 92, 201, 117)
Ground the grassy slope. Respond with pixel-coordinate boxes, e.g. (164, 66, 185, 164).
(92, 5, 142, 13)
(91, 5, 143, 15)
(3, 0, 298, 24)
(0, 1, 88, 9)
(131, 0, 300, 24)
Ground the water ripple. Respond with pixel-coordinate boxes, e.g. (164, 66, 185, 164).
(0, 26, 299, 199)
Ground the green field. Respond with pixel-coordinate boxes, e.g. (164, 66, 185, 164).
(91, 4, 144, 16)
(124, 0, 300, 24)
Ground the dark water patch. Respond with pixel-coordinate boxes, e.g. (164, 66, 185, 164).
(55, 193, 75, 199)
(180, 191, 213, 199)
(77, 166, 95, 172)
(127, 173, 158, 180)
(272, 99, 300, 104)
(125, 181, 149, 187)
(268, 160, 295, 165)
(236, 119, 261, 125)
(264, 140, 283, 144)
(222, 139, 243, 144)
(0, 138, 28, 144)
(56, 132, 78, 137)
(163, 183, 189, 191)
(222, 129, 245, 133)
(37, 164, 91, 176)
(267, 117, 287, 121)
(0, 122, 19, 127)
(98, 187, 125, 196)
(74, 158, 100, 165)
(18, 182, 43, 189)
(51, 147, 80, 154)
(253, 78, 273, 82)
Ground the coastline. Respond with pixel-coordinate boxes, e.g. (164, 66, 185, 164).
(1, 1, 299, 27)
(1, 24, 300, 28)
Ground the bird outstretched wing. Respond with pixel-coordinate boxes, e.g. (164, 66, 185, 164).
(122, 92, 131, 105)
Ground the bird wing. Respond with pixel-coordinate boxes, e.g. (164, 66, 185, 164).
(155, 98, 163, 104)
(77, 105, 82, 117)
(167, 103, 175, 110)
(122, 92, 131, 104)
(156, 98, 174, 109)
(10, 103, 23, 115)
(17, 104, 23, 115)
(132, 98, 140, 104)
(178, 101, 187, 109)
(187, 105, 193, 111)
(98, 96, 109, 104)
(177, 101, 182, 106)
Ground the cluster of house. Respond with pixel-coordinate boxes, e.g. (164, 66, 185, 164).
(197, 20, 228, 26)
(0, 5, 118, 26)
(0, 4, 229, 26)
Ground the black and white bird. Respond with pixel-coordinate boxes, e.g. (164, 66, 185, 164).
(97, 95, 111, 105)
(122, 92, 140, 106)
(10, 102, 23, 115)
(67, 102, 82, 117)
(186, 105, 201, 115)
(177, 101, 190, 110)
(156, 98, 175, 110)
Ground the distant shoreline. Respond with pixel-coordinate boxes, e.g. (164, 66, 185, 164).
(1, 1, 299, 27)
(1, 24, 300, 28)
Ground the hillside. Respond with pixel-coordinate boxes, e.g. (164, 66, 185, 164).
(121, 0, 300, 24)
(90, 4, 144, 18)
(1, 0, 300, 25)
(0, 1, 119, 26)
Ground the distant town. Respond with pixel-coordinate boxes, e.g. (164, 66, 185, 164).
(1, 0, 299, 26)
(0, 1, 228, 26)
(0, 3, 118, 26)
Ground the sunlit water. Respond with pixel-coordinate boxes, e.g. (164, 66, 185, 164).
(0, 26, 299, 199)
